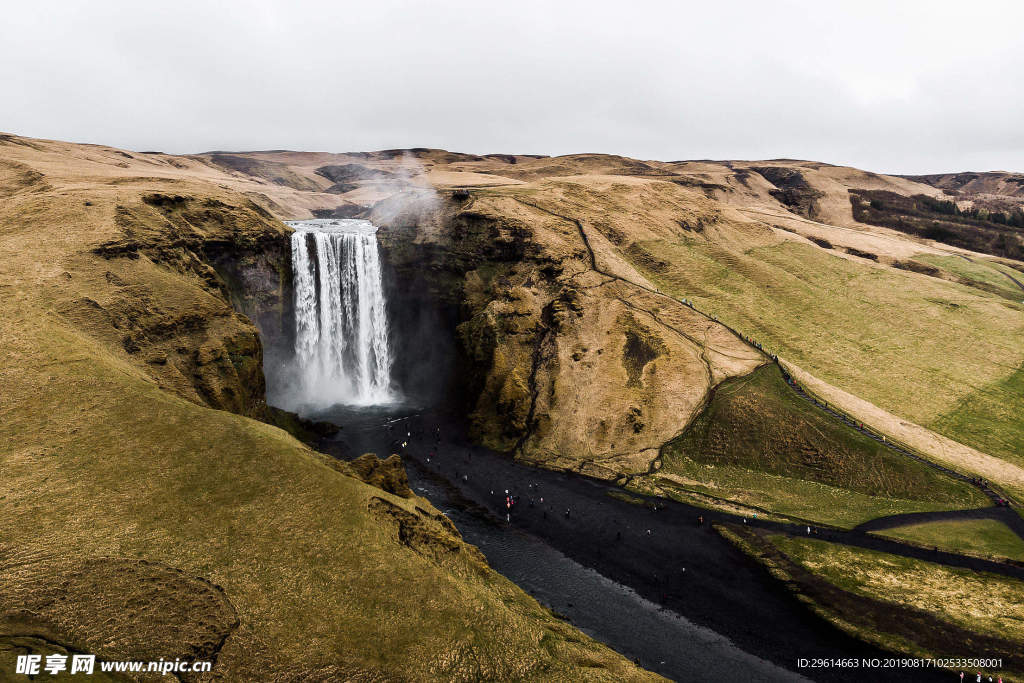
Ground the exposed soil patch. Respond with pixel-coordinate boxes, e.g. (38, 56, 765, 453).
(842, 246, 878, 261)
(892, 259, 941, 276)
(751, 167, 824, 218)
(621, 327, 662, 388)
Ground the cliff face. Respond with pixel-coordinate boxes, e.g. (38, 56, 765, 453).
(369, 181, 765, 478)
(85, 191, 291, 418)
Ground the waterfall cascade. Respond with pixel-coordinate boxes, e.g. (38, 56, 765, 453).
(287, 219, 394, 407)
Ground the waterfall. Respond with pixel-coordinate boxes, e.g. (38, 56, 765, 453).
(288, 219, 394, 407)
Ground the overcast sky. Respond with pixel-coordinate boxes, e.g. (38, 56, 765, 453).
(2, 0, 1022, 174)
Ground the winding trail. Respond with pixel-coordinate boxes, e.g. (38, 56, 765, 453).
(997, 266, 1024, 293)
(779, 365, 1018, 514)
(509, 195, 1019, 522)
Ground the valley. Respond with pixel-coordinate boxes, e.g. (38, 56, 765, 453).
(2, 132, 1023, 680)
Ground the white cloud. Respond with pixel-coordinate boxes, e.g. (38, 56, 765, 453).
(1, 0, 1021, 173)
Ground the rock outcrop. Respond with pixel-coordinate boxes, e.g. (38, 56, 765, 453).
(370, 180, 766, 477)
(350, 453, 414, 498)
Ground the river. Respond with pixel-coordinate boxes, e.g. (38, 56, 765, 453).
(313, 404, 944, 683)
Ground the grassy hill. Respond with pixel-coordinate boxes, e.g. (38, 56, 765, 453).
(651, 364, 987, 527)
(873, 519, 1024, 563)
(620, 234, 1024, 473)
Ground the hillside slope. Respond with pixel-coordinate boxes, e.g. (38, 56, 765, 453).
(25, 133, 1020, 500)
(0, 135, 656, 680)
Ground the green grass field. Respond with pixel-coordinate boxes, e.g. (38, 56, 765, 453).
(649, 364, 987, 528)
(625, 238, 1024, 469)
(912, 253, 1024, 300)
(931, 364, 1024, 468)
(768, 535, 1024, 655)
(875, 518, 1024, 562)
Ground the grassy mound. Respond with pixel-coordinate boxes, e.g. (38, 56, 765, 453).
(655, 364, 987, 527)
(912, 253, 1024, 300)
(721, 528, 1024, 678)
(875, 518, 1024, 562)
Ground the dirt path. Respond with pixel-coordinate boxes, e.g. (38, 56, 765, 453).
(777, 364, 1014, 506)
(998, 267, 1024, 293)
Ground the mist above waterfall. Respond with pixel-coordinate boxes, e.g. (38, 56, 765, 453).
(278, 219, 395, 413)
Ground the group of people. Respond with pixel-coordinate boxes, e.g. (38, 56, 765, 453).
(961, 673, 1001, 683)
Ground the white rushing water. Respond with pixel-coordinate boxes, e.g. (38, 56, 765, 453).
(287, 219, 394, 407)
